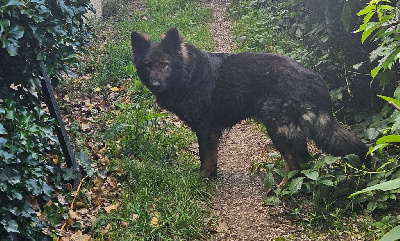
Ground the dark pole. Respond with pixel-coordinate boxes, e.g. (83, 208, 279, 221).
(40, 62, 81, 189)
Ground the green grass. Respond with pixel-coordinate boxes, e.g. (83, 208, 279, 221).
(82, 0, 217, 240)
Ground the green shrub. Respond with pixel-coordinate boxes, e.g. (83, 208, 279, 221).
(0, 0, 93, 239)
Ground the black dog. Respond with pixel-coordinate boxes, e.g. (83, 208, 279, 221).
(130, 28, 370, 181)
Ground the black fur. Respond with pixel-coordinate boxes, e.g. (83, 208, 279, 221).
(131, 28, 370, 178)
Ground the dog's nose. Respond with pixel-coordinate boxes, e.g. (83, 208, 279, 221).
(151, 81, 161, 87)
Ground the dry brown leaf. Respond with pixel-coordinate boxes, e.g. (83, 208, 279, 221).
(115, 166, 123, 176)
(93, 176, 103, 186)
(130, 213, 139, 221)
(57, 194, 67, 205)
(150, 216, 159, 227)
(103, 204, 119, 214)
(102, 224, 111, 234)
(74, 201, 85, 209)
(70, 230, 92, 241)
(81, 122, 91, 131)
(216, 221, 228, 233)
(68, 210, 82, 221)
(66, 217, 75, 226)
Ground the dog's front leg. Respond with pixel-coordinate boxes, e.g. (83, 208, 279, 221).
(195, 127, 221, 179)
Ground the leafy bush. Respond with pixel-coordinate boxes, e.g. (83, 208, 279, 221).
(350, 94, 400, 241)
(0, 98, 64, 240)
(356, 0, 400, 78)
(256, 153, 367, 224)
(0, 0, 93, 239)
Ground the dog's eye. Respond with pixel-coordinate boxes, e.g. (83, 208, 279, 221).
(161, 62, 169, 69)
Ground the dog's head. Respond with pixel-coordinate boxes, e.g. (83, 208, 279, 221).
(130, 28, 187, 93)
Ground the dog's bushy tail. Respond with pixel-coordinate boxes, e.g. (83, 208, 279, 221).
(313, 111, 371, 167)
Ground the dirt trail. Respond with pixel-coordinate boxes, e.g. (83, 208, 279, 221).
(202, 1, 309, 240)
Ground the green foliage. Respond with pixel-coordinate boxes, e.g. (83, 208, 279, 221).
(0, 98, 65, 240)
(1, 0, 93, 239)
(259, 154, 367, 223)
(349, 94, 400, 241)
(0, 0, 93, 92)
(380, 225, 400, 241)
(96, 81, 213, 240)
(230, 0, 396, 122)
(356, 0, 400, 78)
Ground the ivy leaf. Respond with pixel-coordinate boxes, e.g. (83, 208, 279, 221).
(8, 24, 25, 40)
(5, 0, 24, 6)
(77, 150, 96, 177)
(42, 182, 54, 196)
(0, 123, 7, 134)
(0, 137, 7, 147)
(0, 19, 10, 35)
(3, 219, 19, 233)
(7, 174, 21, 185)
(10, 189, 23, 200)
(44, 203, 61, 226)
(62, 167, 75, 180)
(5, 42, 18, 56)
(27, 179, 41, 196)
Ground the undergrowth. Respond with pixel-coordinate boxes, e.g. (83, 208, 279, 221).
(230, 0, 400, 239)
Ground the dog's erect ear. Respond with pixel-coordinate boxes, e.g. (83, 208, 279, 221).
(131, 32, 150, 55)
(161, 28, 184, 51)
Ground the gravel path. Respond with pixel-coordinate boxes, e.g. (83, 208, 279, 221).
(202, 1, 310, 240)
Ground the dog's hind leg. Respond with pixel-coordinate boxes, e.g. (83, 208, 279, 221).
(260, 101, 312, 187)
(194, 125, 222, 179)
(267, 124, 311, 186)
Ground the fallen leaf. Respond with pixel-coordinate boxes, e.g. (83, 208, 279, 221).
(216, 221, 228, 233)
(150, 216, 159, 227)
(70, 230, 92, 241)
(93, 176, 103, 186)
(57, 194, 67, 205)
(110, 86, 120, 92)
(103, 204, 119, 214)
(130, 213, 139, 221)
(68, 210, 82, 221)
(102, 224, 111, 234)
(115, 166, 123, 176)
